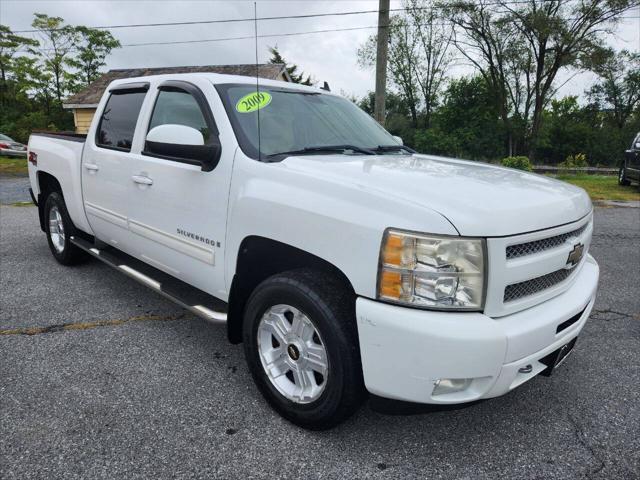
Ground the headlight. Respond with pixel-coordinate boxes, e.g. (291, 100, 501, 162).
(377, 229, 486, 310)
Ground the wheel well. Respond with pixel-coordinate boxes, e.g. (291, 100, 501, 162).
(226, 236, 355, 344)
(36, 171, 63, 232)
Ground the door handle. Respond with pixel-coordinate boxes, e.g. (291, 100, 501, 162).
(132, 175, 153, 186)
(84, 163, 99, 171)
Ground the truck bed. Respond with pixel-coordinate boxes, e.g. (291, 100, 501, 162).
(28, 131, 92, 235)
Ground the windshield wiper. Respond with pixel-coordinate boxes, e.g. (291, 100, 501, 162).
(372, 144, 415, 154)
(267, 144, 376, 159)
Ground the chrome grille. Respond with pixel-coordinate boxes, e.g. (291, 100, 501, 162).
(506, 223, 588, 259)
(504, 268, 573, 302)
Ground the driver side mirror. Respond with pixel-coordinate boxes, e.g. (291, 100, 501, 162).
(144, 124, 221, 172)
(392, 135, 403, 146)
(635, 142, 640, 150)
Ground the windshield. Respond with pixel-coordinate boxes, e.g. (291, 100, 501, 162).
(216, 84, 400, 160)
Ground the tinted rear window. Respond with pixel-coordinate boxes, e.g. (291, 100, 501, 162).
(96, 91, 147, 151)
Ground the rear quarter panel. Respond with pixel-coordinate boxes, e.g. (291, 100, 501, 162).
(28, 135, 93, 234)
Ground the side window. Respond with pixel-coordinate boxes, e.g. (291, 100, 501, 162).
(149, 89, 211, 142)
(96, 90, 147, 151)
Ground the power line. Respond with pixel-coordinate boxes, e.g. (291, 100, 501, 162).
(115, 15, 640, 49)
(12, 9, 382, 33)
(33, 25, 381, 52)
(12, 8, 399, 33)
(33, 14, 638, 52)
(120, 25, 380, 48)
(11, 1, 610, 34)
(16, 2, 639, 51)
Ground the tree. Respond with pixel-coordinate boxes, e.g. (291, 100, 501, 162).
(405, 0, 454, 128)
(13, 55, 55, 114)
(30, 13, 78, 103)
(1, 16, 121, 141)
(358, 0, 454, 128)
(587, 49, 640, 130)
(268, 46, 313, 85)
(68, 26, 120, 88)
(414, 76, 504, 159)
(445, 0, 639, 160)
(0, 25, 39, 112)
(445, 2, 528, 155)
(0, 26, 39, 86)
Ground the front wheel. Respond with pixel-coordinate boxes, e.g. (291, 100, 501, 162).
(44, 192, 87, 265)
(242, 269, 365, 429)
(619, 166, 631, 186)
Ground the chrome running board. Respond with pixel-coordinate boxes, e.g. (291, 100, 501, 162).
(70, 236, 227, 324)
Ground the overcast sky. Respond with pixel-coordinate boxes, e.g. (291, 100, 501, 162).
(1, 0, 639, 100)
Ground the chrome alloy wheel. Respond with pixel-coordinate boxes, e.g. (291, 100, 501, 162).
(48, 205, 65, 253)
(257, 304, 329, 404)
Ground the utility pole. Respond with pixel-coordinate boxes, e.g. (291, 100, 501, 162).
(374, 0, 390, 126)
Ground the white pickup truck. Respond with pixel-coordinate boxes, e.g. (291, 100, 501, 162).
(27, 73, 599, 429)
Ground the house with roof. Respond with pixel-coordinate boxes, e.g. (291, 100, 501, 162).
(63, 63, 291, 133)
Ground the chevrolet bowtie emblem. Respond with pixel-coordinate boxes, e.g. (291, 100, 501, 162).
(566, 243, 584, 268)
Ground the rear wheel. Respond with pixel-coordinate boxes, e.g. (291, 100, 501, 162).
(44, 192, 87, 265)
(619, 166, 631, 186)
(242, 269, 365, 429)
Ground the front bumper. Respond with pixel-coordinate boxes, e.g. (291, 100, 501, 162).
(356, 254, 599, 404)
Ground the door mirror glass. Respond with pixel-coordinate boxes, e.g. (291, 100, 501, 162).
(392, 135, 403, 146)
(146, 124, 204, 146)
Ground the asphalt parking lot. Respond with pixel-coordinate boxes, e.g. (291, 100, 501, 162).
(1, 204, 638, 479)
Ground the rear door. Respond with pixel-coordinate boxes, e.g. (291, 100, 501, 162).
(82, 82, 149, 248)
(125, 78, 234, 298)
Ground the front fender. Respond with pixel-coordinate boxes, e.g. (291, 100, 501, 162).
(224, 155, 458, 298)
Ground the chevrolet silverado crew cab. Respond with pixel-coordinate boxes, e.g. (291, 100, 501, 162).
(27, 73, 599, 429)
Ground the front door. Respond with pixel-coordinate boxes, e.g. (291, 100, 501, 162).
(82, 82, 149, 248)
(126, 78, 234, 299)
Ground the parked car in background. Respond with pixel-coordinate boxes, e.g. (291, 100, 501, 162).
(619, 132, 640, 186)
(0, 134, 27, 157)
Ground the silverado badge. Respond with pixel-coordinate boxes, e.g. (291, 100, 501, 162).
(566, 243, 584, 268)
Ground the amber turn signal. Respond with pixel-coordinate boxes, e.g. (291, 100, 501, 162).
(379, 270, 402, 299)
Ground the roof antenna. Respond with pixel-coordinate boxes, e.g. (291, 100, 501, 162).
(254, 1, 262, 162)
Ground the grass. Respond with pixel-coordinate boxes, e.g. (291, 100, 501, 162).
(551, 174, 640, 202)
(0, 155, 28, 175)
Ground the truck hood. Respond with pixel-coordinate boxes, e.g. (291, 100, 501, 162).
(281, 153, 592, 236)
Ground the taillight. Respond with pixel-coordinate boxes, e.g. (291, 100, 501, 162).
(0, 143, 9, 148)
(28, 151, 38, 166)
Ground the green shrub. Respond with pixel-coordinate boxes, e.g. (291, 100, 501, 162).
(501, 156, 532, 171)
(558, 153, 588, 170)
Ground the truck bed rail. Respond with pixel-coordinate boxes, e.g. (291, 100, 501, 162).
(30, 131, 87, 143)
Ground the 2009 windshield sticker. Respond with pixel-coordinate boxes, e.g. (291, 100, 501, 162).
(236, 91, 272, 113)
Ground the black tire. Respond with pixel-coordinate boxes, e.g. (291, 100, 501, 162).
(43, 192, 87, 265)
(618, 166, 631, 186)
(242, 268, 365, 430)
